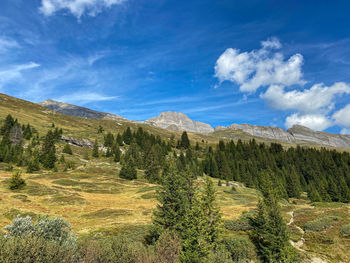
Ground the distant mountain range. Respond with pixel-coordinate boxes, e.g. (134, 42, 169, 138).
(39, 98, 350, 149)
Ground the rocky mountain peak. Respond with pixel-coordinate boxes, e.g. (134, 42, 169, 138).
(146, 111, 214, 133)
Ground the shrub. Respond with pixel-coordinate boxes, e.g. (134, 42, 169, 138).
(224, 211, 255, 231)
(0, 236, 76, 263)
(304, 216, 341, 232)
(341, 224, 350, 237)
(209, 245, 234, 263)
(8, 171, 26, 190)
(223, 235, 257, 263)
(154, 231, 181, 263)
(4, 216, 76, 245)
(62, 144, 73, 155)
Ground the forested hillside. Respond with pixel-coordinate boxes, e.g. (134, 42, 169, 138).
(1, 112, 350, 263)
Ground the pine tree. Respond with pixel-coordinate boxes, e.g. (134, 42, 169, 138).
(123, 127, 132, 145)
(201, 176, 222, 248)
(119, 157, 137, 180)
(114, 145, 121, 162)
(62, 143, 73, 155)
(249, 188, 298, 263)
(92, 140, 99, 158)
(104, 132, 114, 147)
(9, 171, 26, 190)
(179, 131, 190, 149)
(41, 130, 57, 169)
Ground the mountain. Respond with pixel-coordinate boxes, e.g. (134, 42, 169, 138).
(38, 99, 127, 121)
(145, 111, 214, 133)
(215, 123, 350, 148)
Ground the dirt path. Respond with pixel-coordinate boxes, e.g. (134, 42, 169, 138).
(287, 210, 328, 263)
(287, 211, 306, 251)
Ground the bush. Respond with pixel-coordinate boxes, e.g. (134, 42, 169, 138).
(209, 245, 234, 263)
(224, 211, 255, 232)
(0, 236, 76, 263)
(4, 216, 75, 245)
(223, 236, 257, 263)
(8, 171, 26, 190)
(78, 236, 139, 263)
(341, 224, 350, 237)
(304, 216, 341, 232)
(62, 144, 73, 155)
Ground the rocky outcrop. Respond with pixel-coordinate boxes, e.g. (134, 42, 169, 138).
(228, 124, 295, 143)
(288, 125, 350, 148)
(221, 123, 350, 148)
(146, 111, 214, 133)
(39, 99, 126, 121)
(60, 135, 94, 148)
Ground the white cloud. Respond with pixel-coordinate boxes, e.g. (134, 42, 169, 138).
(261, 82, 350, 114)
(0, 62, 40, 87)
(55, 91, 118, 105)
(0, 37, 19, 53)
(340, 128, 350, 135)
(214, 38, 305, 92)
(39, 0, 125, 18)
(333, 104, 350, 127)
(285, 113, 332, 131)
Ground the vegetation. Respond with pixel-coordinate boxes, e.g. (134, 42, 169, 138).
(1, 104, 350, 262)
(8, 171, 26, 190)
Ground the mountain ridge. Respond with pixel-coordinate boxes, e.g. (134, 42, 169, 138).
(37, 97, 350, 149)
(38, 99, 127, 122)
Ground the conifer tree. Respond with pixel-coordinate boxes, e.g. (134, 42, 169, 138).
(9, 171, 26, 190)
(119, 156, 137, 180)
(201, 176, 222, 248)
(92, 139, 99, 158)
(123, 127, 132, 145)
(62, 143, 73, 155)
(179, 131, 190, 149)
(41, 130, 57, 169)
(249, 187, 298, 263)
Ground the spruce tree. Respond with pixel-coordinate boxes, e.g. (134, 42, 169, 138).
(201, 177, 222, 250)
(92, 140, 99, 158)
(9, 171, 26, 190)
(41, 130, 57, 169)
(62, 143, 73, 155)
(249, 188, 298, 263)
(119, 154, 137, 180)
(123, 127, 132, 145)
(179, 131, 190, 149)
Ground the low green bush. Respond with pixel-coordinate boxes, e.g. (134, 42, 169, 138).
(341, 224, 350, 237)
(223, 235, 257, 263)
(304, 216, 341, 232)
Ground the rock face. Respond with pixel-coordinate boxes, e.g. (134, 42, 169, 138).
(222, 123, 350, 148)
(39, 99, 126, 121)
(60, 135, 94, 148)
(146, 111, 214, 133)
(288, 125, 350, 148)
(228, 124, 295, 143)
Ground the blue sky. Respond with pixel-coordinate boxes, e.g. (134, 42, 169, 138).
(1, 0, 350, 133)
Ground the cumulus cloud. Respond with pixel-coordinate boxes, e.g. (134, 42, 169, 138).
(285, 113, 333, 131)
(55, 91, 118, 105)
(39, 0, 125, 18)
(214, 37, 350, 131)
(261, 82, 350, 114)
(333, 104, 350, 127)
(214, 37, 305, 92)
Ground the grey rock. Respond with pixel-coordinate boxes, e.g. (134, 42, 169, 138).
(223, 123, 350, 148)
(61, 135, 94, 148)
(146, 111, 214, 133)
(39, 99, 126, 121)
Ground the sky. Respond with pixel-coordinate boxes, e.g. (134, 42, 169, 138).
(0, 0, 350, 133)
